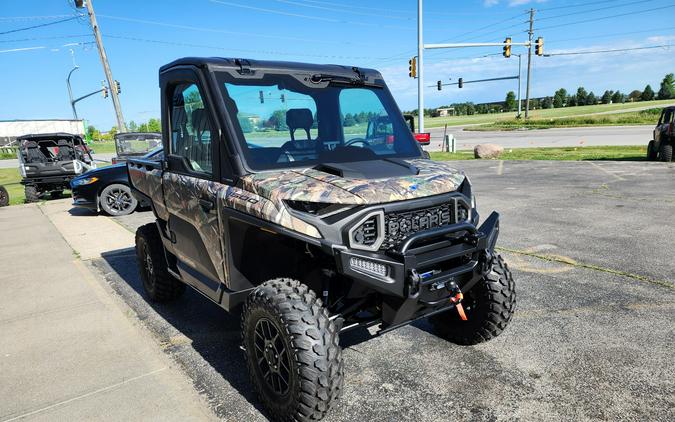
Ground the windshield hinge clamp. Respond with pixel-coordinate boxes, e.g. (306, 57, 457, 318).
(235, 59, 253, 75)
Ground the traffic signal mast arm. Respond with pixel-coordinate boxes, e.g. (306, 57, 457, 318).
(432, 75, 519, 89)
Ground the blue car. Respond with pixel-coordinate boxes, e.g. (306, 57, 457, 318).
(71, 148, 163, 216)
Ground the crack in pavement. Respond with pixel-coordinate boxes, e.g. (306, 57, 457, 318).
(497, 246, 674, 290)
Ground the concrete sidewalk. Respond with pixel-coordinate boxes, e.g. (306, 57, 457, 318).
(0, 204, 216, 421)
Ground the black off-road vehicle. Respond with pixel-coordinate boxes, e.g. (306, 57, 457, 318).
(648, 106, 674, 162)
(111, 132, 162, 164)
(17, 133, 96, 202)
(129, 58, 516, 421)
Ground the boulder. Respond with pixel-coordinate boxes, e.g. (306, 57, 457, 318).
(474, 143, 504, 159)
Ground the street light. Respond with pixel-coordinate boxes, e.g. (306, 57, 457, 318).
(67, 66, 80, 119)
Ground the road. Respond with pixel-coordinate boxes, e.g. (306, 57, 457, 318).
(426, 125, 652, 151)
(92, 160, 673, 421)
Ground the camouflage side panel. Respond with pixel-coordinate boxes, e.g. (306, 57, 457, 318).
(163, 173, 227, 283)
(239, 159, 465, 206)
(219, 186, 321, 239)
(128, 166, 169, 220)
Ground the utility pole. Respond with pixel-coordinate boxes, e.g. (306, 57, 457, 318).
(524, 8, 535, 119)
(517, 54, 522, 118)
(417, 0, 425, 132)
(79, 0, 126, 132)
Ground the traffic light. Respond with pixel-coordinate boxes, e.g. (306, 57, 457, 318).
(535, 37, 544, 56)
(458, 78, 464, 89)
(280, 94, 285, 103)
(408, 56, 417, 78)
(259, 90, 264, 104)
(101, 81, 108, 98)
(114, 80, 121, 94)
(503, 37, 512, 58)
(74, 0, 85, 8)
(437, 81, 442, 91)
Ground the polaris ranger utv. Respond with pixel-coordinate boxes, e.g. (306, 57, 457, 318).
(17, 133, 96, 202)
(129, 58, 515, 421)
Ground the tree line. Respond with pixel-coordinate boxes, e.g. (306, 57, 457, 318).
(86, 118, 161, 141)
(406, 73, 674, 117)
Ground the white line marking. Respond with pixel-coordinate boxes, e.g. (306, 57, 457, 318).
(497, 160, 504, 176)
(587, 161, 625, 181)
(1, 367, 167, 422)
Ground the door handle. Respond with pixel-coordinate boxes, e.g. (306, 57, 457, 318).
(199, 198, 214, 212)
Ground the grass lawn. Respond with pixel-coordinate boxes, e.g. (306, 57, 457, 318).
(88, 140, 116, 154)
(466, 109, 660, 131)
(422, 99, 674, 128)
(431, 145, 648, 161)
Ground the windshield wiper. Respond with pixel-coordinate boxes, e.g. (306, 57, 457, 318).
(310, 73, 365, 86)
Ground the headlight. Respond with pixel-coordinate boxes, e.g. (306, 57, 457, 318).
(71, 176, 99, 186)
(471, 194, 476, 209)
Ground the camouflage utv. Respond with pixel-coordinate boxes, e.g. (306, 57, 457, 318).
(129, 58, 516, 422)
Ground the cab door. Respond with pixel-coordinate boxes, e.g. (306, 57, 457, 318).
(162, 74, 226, 302)
(655, 109, 672, 147)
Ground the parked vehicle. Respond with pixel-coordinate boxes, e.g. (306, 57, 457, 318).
(0, 185, 8, 207)
(129, 58, 515, 421)
(111, 132, 162, 164)
(17, 133, 96, 202)
(71, 148, 163, 216)
(404, 114, 431, 145)
(648, 106, 674, 162)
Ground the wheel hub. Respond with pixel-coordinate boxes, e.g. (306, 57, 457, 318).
(253, 318, 291, 395)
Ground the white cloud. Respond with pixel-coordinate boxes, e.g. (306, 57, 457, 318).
(484, 0, 547, 7)
(483, 0, 499, 7)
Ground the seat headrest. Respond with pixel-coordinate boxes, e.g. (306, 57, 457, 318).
(57, 139, 71, 146)
(286, 108, 313, 130)
(191, 109, 208, 133)
(24, 141, 38, 148)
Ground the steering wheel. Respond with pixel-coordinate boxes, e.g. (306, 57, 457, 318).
(345, 138, 368, 147)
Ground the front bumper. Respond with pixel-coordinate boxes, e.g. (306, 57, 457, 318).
(335, 211, 500, 331)
(71, 183, 100, 211)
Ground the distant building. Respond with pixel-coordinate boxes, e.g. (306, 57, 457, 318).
(0, 119, 85, 146)
(436, 108, 455, 117)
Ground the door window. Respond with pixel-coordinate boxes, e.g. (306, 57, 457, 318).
(170, 83, 213, 175)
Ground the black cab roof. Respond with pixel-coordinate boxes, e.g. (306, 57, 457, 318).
(17, 132, 82, 141)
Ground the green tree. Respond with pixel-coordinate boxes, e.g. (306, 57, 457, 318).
(146, 118, 161, 132)
(238, 116, 253, 133)
(586, 92, 597, 105)
(567, 95, 577, 107)
(504, 91, 516, 111)
(553, 88, 567, 108)
(466, 102, 476, 115)
(575, 87, 588, 106)
(86, 125, 101, 141)
(542, 96, 554, 109)
(628, 90, 642, 102)
(611, 91, 624, 104)
(267, 110, 288, 131)
(658, 73, 675, 99)
(128, 121, 138, 131)
(601, 90, 613, 104)
(343, 113, 356, 127)
(641, 84, 655, 101)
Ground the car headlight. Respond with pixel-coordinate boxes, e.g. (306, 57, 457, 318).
(72, 176, 99, 186)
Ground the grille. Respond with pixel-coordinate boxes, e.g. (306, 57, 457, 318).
(351, 215, 379, 247)
(380, 200, 468, 250)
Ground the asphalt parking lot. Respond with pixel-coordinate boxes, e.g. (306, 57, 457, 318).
(92, 160, 674, 421)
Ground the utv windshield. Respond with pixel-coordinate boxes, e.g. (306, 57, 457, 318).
(115, 133, 162, 156)
(216, 72, 421, 171)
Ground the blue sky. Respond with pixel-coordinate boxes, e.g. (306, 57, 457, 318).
(1, 0, 674, 129)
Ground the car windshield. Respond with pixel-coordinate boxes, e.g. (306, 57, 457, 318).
(115, 134, 162, 155)
(216, 72, 421, 171)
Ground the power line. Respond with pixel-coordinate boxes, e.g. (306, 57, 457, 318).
(103, 34, 391, 61)
(270, 0, 412, 21)
(0, 15, 81, 35)
(547, 27, 675, 44)
(0, 15, 75, 21)
(544, 44, 673, 56)
(208, 0, 411, 30)
(0, 46, 46, 54)
(538, 0, 633, 11)
(0, 34, 92, 43)
(97, 14, 380, 47)
(538, 0, 658, 21)
(536, 4, 675, 31)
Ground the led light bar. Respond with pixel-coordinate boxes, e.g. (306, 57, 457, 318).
(349, 257, 389, 278)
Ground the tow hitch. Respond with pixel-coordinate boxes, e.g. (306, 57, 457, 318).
(447, 282, 468, 321)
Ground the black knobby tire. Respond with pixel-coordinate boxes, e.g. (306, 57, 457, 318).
(100, 183, 138, 216)
(430, 254, 516, 345)
(135, 223, 185, 302)
(647, 141, 658, 161)
(242, 279, 343, 422)
(0, 186, 8, 207)
(24, 185, 40, 203)
(660, 143, 673, 162)
(50, 190, 63, 199)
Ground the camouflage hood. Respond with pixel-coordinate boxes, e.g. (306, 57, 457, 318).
(240, 159, 465, 206)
